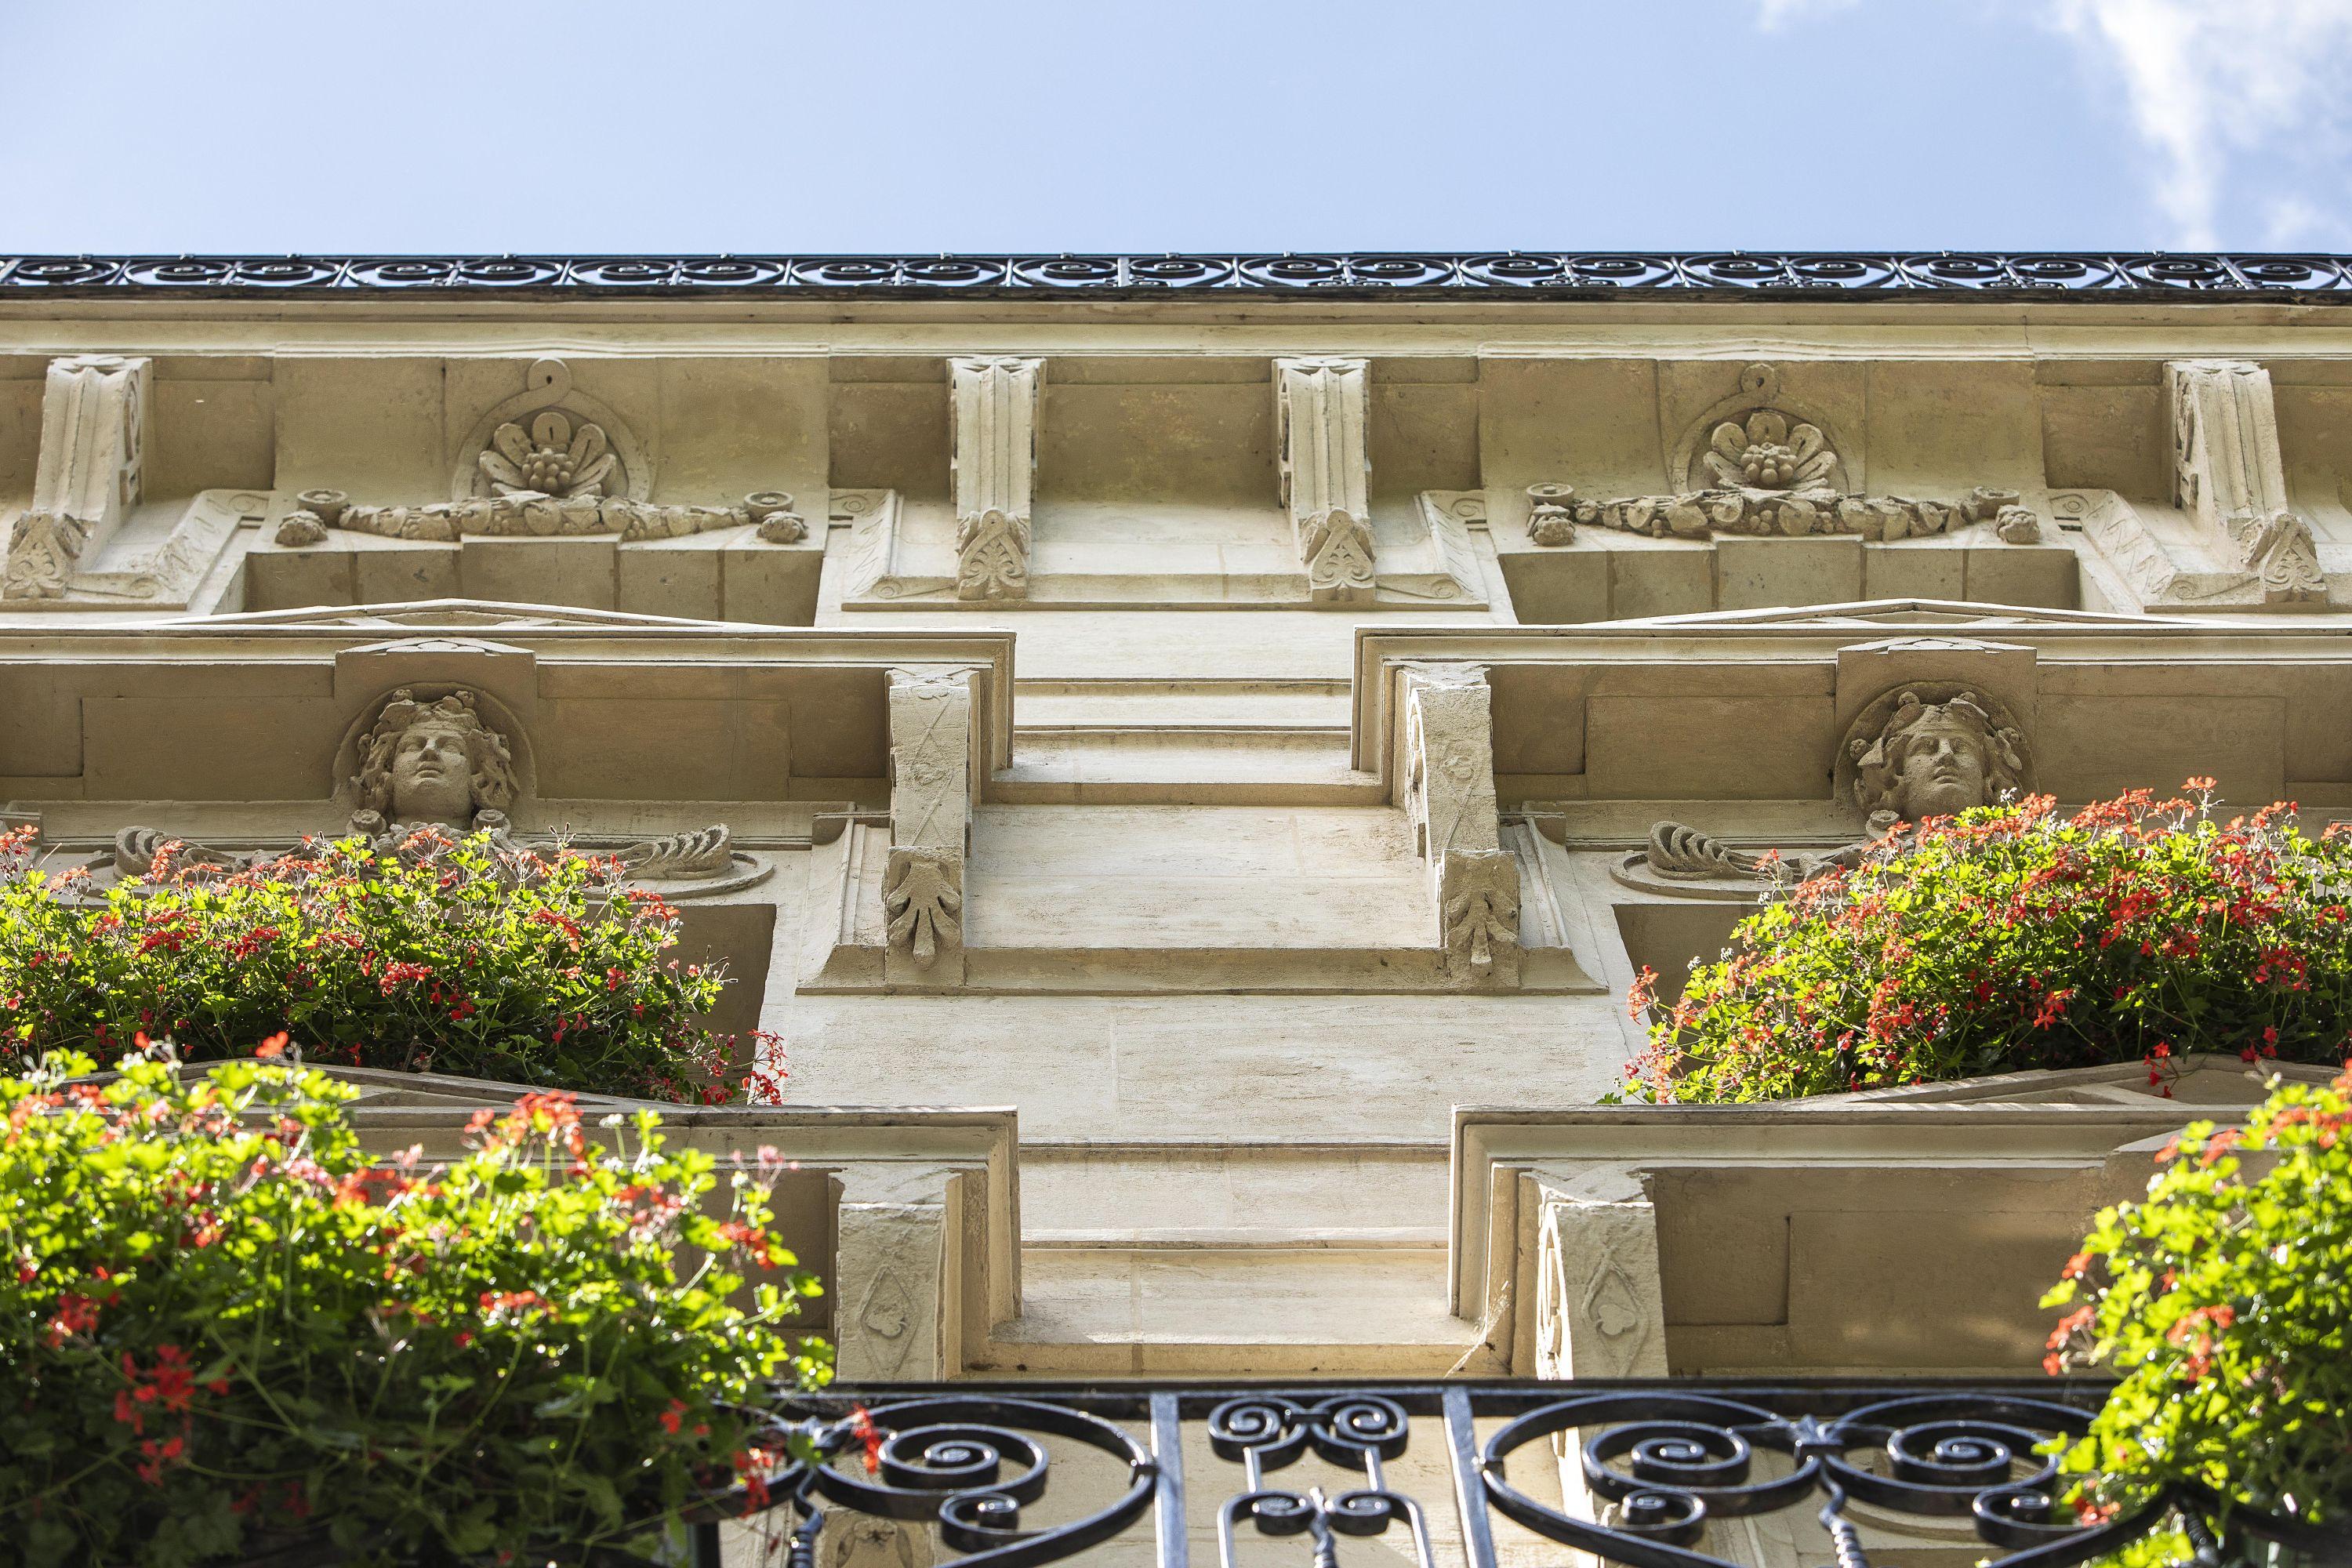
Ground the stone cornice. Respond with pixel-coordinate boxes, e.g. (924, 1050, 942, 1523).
(10, 252, 2352, 303)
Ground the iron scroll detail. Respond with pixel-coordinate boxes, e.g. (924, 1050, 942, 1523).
(13, 252, 2352, 302)
(670, 1382, 2337, 1568)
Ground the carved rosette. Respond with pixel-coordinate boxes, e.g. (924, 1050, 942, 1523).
(479, 410, 616, 499)
(456, 358, 648, 503)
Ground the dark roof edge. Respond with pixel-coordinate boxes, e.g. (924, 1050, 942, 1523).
(8, 252, 2352, 303)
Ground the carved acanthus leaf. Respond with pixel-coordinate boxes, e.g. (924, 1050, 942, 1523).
(1439, 850, 1520, 980)
(883, 848, 963, 967)
(954, 509, 1031, 600)
(1301, 510, 1376, 601)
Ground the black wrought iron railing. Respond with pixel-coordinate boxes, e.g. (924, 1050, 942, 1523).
(11, 252, 2352, 302)
(681, 1380, 2344, 1568)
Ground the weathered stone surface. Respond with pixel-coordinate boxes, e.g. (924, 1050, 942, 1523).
(13, 291, 2352, 1388)
(5, 355, 149, 600)
(1274, 358, 1374, 603)
(949, 358, 1042, 601)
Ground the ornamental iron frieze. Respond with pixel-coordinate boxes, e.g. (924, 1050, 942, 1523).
(14, 252, 2352, 300)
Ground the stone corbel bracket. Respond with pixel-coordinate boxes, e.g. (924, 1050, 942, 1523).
(949, 358, 1043, 601)
(4, 355, 151, 601)
(1275, 357, 1375, 604)
(1399, 662, 1522, 985)
(2169, 359, 2326, 603)
(882, 665, 980, 986)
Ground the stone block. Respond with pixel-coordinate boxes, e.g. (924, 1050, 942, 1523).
(1716, 535, 1863, 612)
(1496, 549, 1612, 625)
(721, 539, 824, 626)
(617, 543, 722, 619)
(460, 536, 617, 608)
(242, 544, 354, 610)
(1963, 545, 2079, 608)
(1861, 543, 1965, 601)
(353, 546, 460, 603)
(1608, 546, 1712, 619)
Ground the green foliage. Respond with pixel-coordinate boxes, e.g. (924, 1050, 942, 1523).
(0, 1047, 829, 1568)
(0, 827, 782, 1103)
(1624, 785, 2352, 1103)
(2042, 1069, 2352, 1537)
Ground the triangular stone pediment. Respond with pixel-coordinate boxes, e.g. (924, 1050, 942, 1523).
(1607, 597, 2214, 630)
(193, 597, 758, 633)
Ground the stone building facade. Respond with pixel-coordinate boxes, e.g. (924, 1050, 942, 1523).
(3, 252, 2347, 1396)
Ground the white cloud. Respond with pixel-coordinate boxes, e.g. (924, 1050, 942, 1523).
(2048, 0, 2352, 249)
(1754, 0, 2352, 249)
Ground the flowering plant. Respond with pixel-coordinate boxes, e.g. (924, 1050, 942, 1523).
(1624, 784, 2352, 1103)
(2042, 1069, 2350, 1544)
(0, 827, 782, 1103)
(0, 1046, 829, 1567)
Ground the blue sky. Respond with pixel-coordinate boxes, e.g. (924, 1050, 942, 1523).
(5, 0, 2350, 254)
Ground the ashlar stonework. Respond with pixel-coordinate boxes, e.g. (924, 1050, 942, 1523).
(5, 267, 2351, 1406)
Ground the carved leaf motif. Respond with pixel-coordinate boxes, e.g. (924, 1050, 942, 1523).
(883, 851, 964, 967)
(491, 421, 534, 467)
(1582, 1258, 1648, 1352)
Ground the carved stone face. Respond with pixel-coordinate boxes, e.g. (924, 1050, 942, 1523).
(1889, 711, 1994, 821)
(390, 720, 479, 826)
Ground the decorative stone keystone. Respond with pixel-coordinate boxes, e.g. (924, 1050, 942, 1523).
(3, 355, 151, 600)
(1401, 663, 1520, 984)
(949, 357, 1044, 601)
(886, 667, 977, 982)
(1274, 358, 1375, 603)
(2168, 359, 2325, 602)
